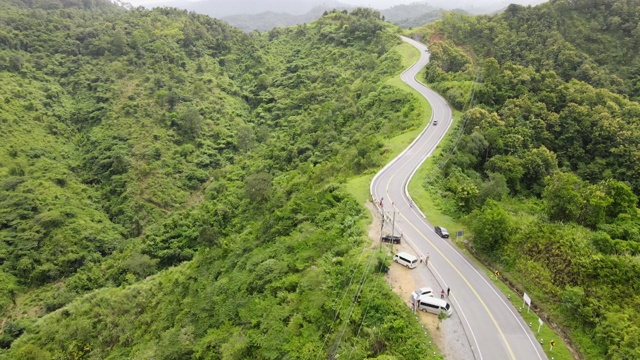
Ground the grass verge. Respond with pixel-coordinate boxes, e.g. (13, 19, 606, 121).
(347, 41, 430, 205)
(351, 39, 577, 360)
(486, 268, 576, 360)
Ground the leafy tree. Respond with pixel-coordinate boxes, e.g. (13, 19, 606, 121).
(468, 199, 512, 253)
(111, 28, 126, 55)
(601, 179, 638, 221)
(477, 172, 509, 206)
(543, 171, 584, 223)
(236, 124, 255, 152)
(175, 105, 203, 141)
(245, 172, 272, 204)
(0, 271, 18, 313)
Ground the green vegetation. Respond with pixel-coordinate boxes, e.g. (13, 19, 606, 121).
(414, 0, 640, 101)
(0, 1, 438, 358)
(409, 1, 640, 358)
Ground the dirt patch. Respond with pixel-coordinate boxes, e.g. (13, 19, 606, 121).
(365, 201, 446, 353)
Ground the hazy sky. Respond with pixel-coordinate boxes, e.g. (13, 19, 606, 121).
(123, 0, 421, 8)
(124, 0, 411, 5)
(123, 0, 547, 11)
(124, 0, 494, 8)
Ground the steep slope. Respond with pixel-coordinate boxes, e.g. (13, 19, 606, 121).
(413, 0, 640, 99)
(1, 2, 438, 358)
(406, 1, 640, 359)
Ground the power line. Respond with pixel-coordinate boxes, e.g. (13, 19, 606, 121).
(328, 237, 380, 358)
(347, 246, 389, 360)
(317, 247, 370, 360)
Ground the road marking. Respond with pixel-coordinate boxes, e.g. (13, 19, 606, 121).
(393, 197, 516, 359)
(379, 126, 516, 358)
(374, 38, 518, 360)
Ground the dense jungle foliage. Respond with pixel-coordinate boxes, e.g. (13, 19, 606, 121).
(0, 1, 436, 358)
(411, 0, 640, 359)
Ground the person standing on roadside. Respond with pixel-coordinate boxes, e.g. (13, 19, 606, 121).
(440, 289, 445, 299)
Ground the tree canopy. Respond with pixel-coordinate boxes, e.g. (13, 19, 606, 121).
(0, 1, 436, 358)
(411, 1, 640, 358)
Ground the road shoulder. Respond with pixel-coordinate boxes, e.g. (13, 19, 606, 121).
(366, 201, 475, 360)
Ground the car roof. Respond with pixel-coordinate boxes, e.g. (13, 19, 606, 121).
(416, 287, 433, 294)
(418, 296, 449, 306)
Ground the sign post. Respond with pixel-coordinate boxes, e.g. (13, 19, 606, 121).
(523, 293, 531, 313)
(549, 340, 556, 351)
(538, 318, 543, 334)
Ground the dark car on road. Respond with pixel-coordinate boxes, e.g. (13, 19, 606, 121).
(435, 226, 449, 238)
(381, 235, 401, 244)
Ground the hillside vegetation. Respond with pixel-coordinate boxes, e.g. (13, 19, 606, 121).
(0, 1, 437, 358)
(410, 0, 640, 359)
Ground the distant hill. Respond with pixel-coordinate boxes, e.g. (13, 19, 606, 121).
(223, 6, 351, 32)
(380, 3, 468, 29)
(412, 0, 548, 14)
(386, 10, 446, 29)
(140, 0, 548, 32)
(147, 0, 347, 17)
(224, 2, 453, 32)
(380, 1, 438, 21)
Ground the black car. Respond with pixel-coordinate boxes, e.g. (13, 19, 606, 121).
(381, 235, 401, 244)
(435, 226, 449, 238)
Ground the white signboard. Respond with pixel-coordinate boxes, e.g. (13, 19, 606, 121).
(523, 293, 531, 313)
(538, 318, 543, 333)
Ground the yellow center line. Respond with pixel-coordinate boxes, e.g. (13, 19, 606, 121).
(384, 172, 517, 360)
(379, 38, 517, 359)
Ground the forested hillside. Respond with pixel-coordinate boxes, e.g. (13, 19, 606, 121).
(420, 0, 640, 100)
(410, 0, 640, 359)
(0, 1, 436, 358)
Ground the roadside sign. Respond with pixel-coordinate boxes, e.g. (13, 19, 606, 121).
(456, 231, 464, 236)
(538, 318, 543, 333)
(523, 293, 531, 313)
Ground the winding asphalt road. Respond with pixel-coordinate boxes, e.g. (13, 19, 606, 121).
(370, 36, 547, 360)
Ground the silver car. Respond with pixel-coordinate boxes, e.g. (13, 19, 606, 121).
(410, 287, 434, 305)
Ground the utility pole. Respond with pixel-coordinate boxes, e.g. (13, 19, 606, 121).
(391, 210, 396, 237)
(379, 209, 385, 249)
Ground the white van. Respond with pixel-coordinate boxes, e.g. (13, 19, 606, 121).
(416, 296, 452, 317)
(393, 252, 418, 269)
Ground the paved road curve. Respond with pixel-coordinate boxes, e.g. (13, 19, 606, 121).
(371, 36, 547, 360)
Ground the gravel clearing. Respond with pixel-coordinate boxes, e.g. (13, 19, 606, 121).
(366, 201, 475, 360)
